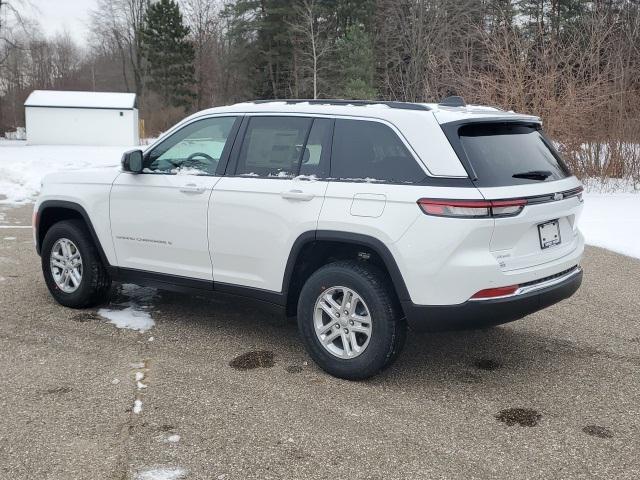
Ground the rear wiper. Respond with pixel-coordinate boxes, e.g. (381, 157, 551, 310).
(512, 170, 552, 180)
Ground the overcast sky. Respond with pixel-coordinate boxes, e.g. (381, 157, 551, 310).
(20, 0, 99, 44)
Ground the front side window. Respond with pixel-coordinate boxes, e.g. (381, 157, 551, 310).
(235, 116, 313, 177)
(331, 119, 426, 183)
(145, 116, 237, 174)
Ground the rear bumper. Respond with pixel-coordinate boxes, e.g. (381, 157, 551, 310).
(401, 266, 582, 331)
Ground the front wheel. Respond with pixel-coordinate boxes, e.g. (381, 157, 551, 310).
(41, 219, 112, 308)
(297, 260, 406, 380)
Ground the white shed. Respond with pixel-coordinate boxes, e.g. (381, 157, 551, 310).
(24, 90, 139, 146)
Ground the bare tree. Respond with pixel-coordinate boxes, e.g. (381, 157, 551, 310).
(182, 0, 221, 109)
(289, 0, 333, 99)
(90, 0, 147, 95)
(0, 0, 30, 65)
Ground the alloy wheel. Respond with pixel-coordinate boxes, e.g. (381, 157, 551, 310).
(50, 238, 83, 293)
(313, 286, 372, 359)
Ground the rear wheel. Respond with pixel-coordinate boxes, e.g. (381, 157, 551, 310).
(297, 260, 406, 380)
(41, 219, 111, 308)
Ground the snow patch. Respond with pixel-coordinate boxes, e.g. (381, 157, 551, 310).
(98, 284, 158, 332)
(581, 193, 640, 259)
(583, 177, 639, 194)
(135, 467, 187, 480)
(98, 307, 155, 333)
(172, 166, 208, 176)
(0, 140, 133, 204)
(25, 90, 136, 109)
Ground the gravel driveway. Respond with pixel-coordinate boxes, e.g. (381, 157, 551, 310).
(1, 204, 638, 480)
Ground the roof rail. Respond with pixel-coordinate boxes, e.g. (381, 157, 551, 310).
(439, 96, 466, 107)
(251, 99, 431, 111)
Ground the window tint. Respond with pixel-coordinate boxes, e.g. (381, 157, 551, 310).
(236, 116, 312, 177)
(146, 116, 237, 174)
(331, 119, 426, 183)
(458, 123, 570, 187)
(299, 118, 332, 177)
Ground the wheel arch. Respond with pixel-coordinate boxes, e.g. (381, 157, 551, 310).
(36, 200, 111, 267)
(282, 230, 410, 316)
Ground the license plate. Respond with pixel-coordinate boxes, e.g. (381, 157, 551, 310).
(538, 219, 561, 249)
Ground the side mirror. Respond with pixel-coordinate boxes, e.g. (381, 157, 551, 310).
(121, 149, 144, 173)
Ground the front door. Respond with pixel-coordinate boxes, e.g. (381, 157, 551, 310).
(110, 115, 240, 280)
(209, 115, 332, 291)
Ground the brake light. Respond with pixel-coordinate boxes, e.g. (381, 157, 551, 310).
(417, 198, 527, 218)
(470, 285, 519, 299)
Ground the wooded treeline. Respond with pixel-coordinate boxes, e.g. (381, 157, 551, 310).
(1, 0, 639, 181)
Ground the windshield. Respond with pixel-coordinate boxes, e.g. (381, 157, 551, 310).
(457, 123, 571, 187)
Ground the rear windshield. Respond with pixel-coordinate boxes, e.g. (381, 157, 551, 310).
(457, 123, 570, 187)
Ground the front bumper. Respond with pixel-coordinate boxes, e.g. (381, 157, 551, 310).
(401, 266, 583, 331)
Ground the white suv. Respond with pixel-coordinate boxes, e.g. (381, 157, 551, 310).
(34, 98, 584, 379)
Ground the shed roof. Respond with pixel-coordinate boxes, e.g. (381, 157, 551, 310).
(24, 90, 137, 110)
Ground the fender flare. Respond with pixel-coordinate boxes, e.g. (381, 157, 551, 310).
(36, 200, 111, 267)
(282, 230, 411, 303)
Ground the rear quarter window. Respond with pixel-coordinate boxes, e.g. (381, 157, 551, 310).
(331, 119, 426, 183)
(455, 122, 571, 187)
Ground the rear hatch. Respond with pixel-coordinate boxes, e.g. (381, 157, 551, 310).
(440, 119, 583, 272)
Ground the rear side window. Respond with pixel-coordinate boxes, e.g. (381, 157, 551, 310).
(299, 118, 332, 177)
(235, 116, 311, 177)
(457, 123, 570, 187)
(331, 119, 426, 183)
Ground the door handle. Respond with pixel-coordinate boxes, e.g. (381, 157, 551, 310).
(281, 189, 315, 201)
(180, 183, 206, 194)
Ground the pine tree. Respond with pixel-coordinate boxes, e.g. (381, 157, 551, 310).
(336, 25, 376, 99)
(141, 0, 195, 109)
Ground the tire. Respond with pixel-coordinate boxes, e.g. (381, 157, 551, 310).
(41, 219, 112, 308)
(297, 260, 406, 380)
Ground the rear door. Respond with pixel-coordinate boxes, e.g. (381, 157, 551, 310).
(317, 118, 433, 245)
(209, 115, 332, 292)
(441, 120, 584, 271)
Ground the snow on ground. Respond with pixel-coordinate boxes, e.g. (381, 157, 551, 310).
(581, 193, 640, 259)
(98, 307, 155, 333)
(135, 467, 187, 480)
(0, 139, 133, 204)
(164, 434, 181, 443)
(98, 284, 158, 333)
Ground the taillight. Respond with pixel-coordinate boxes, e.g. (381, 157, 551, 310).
(489, 199, 527, 216)
(417, 198, 527, 218)
(470, 285, 519, 300)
